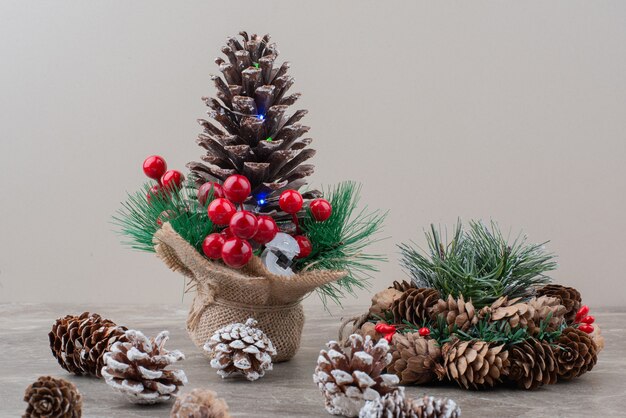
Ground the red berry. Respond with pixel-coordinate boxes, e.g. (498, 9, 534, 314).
(207, 198, 237, 225)
(295, 235, 312, 258)
(198, 182, 224, 206)
(221, 227, 234, 239)
(279, 190, 303, 214)
(418, 327, 431, 337)
(384, 333, 394, 343)
(310, 198, 332, 222)
(580, 315, 595, 324)
(229, 211, 259, 240)
(146, 184, 164, 204)
(578, 324, 594, 334)
(202, 233, 225, 260)
(575, 305, 590, 322)
(253, 216, 279, 244)
(222, 175, 251, 204)
(143, 155, 167, 180)
(374, 323, 396, 334)
(161, 170, 184, 190)
(221, 237, 253, 268)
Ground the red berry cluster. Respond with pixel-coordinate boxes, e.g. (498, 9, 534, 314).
(574, 305, 595, 334)
(203, 175, 279, 269)
(142, 155, 185, 203)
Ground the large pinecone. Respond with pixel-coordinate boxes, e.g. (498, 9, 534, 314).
(49, 312, 127, 377)
(478, 296, 565, 335)
(102, 330, 187, 404)
(188, 31, 320, 216)
(390, 333, 442, 385)
(170, 388, 231, 418)
(203, 318, 276, 381)
(313, 334, 399, 417)
(359, 387, 461, 418)
(437, 338, 510, 389)
(555, 327, 598, 380)
(391, 288, 441, 326)
(507, 339, 558, 390)
(429, 295, 478, 332)
(23, 376, 82, 418)
(536, 284, 582, 324)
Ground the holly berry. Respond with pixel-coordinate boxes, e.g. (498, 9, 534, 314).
(295, 235, 312, 258)
(146, 184, 164, 204)
(578, 324, 594, 334)
(253, 216, 279, 244)
(221, 237, 253, 268)
(374, 323, 396, 334)
(310, 198, 332, 222)
(143, 155, 167, 181)
(222, 175, 251, 204)
(279, 190, 303, 214)
(202, 233, 225, 259)
(384, 333, 394, 343)
(580, 315, 595, 324)
(221, 227, 234, 239)
(418, 327, 431, 337)
(161, 170, 184, 190)
(575, 305, 590, 322)
(229, 211, 259, 240)
(198, 182, 224, 206)
(207, 198, 237, 225)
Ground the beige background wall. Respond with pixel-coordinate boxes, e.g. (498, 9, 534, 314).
(1, 1, 625, 310)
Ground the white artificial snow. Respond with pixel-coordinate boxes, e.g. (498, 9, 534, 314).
(126, 347, 149, 362)
(138, 366, 162, 380)
(330, 369, 354, 385)
(352, 371, 375, 388)
(353, 351, 374, 365)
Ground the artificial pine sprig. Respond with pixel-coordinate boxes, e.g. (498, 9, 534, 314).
(297, 181, 387, 305)
(399, 220, 556, 308)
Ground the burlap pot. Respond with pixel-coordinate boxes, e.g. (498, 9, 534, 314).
(154, 223, 346, 362)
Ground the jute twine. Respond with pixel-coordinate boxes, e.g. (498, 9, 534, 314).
(154, 223, 346, 362)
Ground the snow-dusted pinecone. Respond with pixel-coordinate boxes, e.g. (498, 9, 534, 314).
(359, 387, 461, 418)
(313, 334, 399, 417)
(170, 388, 231, 418)
(203, 318, 276, 381)
(102, 330, 187, 404)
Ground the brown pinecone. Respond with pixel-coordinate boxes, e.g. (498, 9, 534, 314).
(429, 294, 478, 332)
(359, 387, 461, 418)
(170, 388, 231, 418)
(536, 284, 581, 323)
(555, 327, 598, 380)
(390, 333, 442, 385)
(369, 288, 403, 317)
(188, 31, 321, 218)
(436, 338, 510, 389)
(391, 288, 441, 326)
(102, 330, 187, 404)
(508, 339, 558, 389)
(203, 318, 276, 381)
(49, 312, 127, 377)
(23, 376, 82, 418)
(478, 296, 565, 335)
(391, 280, 416, 292)
(313, 334, 399, 417)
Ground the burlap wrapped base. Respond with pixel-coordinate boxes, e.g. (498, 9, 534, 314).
(154, 223, 346, 362)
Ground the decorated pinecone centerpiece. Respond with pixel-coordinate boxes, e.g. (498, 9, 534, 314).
(343, 220, 601, 391)
(115, 31, 385, 362)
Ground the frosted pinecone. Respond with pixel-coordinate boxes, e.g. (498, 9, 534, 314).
(360, 387, 461, 418)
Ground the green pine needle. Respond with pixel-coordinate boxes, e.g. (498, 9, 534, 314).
(399, 220, 556, 308)
(297, 181, 387, 306)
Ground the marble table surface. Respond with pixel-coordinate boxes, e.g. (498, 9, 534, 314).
(0, 303, 624, 417)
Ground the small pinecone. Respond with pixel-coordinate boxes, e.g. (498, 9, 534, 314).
(508, 339, 558, 389)
(391, 280, 416, 292)
(203, 318, 276, 381)
(49, 312, 127, 377)
(359, 387, 461, 418)
(536, 284, 582, 323)
(170, 388, 231, 418)
(390, 333, 442, 385)
(429, 295, 478, 332)
(369, 288, 403, 317)
(436, 338, 510, 389)
(102, 330, 187, 404)
(478, 296, 565, 335)
(555, 327, 598, 380)
(313, 334, 399, 417)
(391, 288, 441, 326)
(23, 376, 82, 418)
